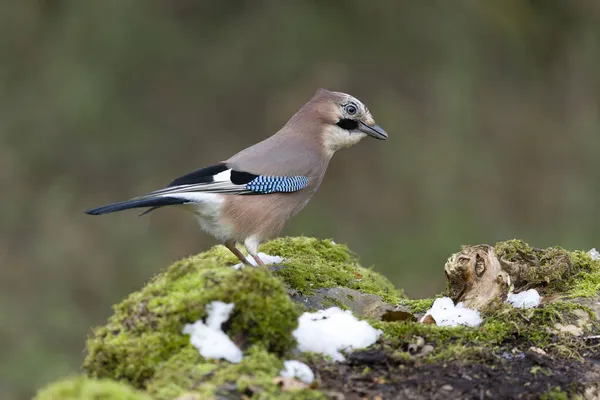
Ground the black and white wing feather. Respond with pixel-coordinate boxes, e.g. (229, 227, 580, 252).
(85, 163, 310, 215)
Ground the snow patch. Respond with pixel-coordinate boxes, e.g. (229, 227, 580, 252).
(232, 252, 284, 270)
(420, 297, 482, 327)
(293, 307, 382, 362)
(507, 289, 541, 309)
(589, 248, 600, 261)
(182, 301, 243, 363)
(280, 360, 315, 384)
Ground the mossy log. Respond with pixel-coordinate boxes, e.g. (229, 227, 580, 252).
(35, 238, 600, 400)
(445, 240, 599, 310)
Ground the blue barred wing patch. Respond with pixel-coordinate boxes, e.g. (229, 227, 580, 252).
(245, 175, 310, 194)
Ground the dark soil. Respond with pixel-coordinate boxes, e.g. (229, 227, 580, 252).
(307, 344, 600, 400)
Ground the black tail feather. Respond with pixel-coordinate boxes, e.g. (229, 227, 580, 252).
(85, 197, 187, 215)
(138, 206, 165, 216)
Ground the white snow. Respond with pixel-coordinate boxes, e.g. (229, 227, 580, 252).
(292, 307, 382, 362)
(507, 289, 541, 309)
(420, 297, 482, 327)
(589, 248, 600, 261)
(232, 252, 284, 270)
(182, 301, 243, 363)
(280, 360, 315, 384)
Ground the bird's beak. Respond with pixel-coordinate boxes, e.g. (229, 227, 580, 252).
(358, 121, 388, 140)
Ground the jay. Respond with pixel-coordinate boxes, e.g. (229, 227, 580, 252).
(86, 89, 388, 267)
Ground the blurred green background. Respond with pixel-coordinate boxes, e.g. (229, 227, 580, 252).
(1, 1, 599, 398)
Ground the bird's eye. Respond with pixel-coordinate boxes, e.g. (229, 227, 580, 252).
(345, 104, 357, 115)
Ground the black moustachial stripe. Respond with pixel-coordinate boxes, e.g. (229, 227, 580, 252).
(168, 163, 228, 187)
(336, 119, 359, 130)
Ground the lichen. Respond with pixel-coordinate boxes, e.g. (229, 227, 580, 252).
(34, 375, 152, 400)
(263, 237, 404, 304)
(84, 244, 301, 388)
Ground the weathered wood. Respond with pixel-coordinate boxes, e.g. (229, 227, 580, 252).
(445, 245, 510, 309)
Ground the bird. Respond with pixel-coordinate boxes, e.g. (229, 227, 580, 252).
(85, 88, 388, 267)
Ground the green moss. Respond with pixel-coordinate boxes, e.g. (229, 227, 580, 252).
(38, 238, 600, 399)
(494, 239, 535, 260)
(373, 301, 597, 362)
(263, 237, 404, 304)
(568, 270, 600, 298)
(495, 240, 600, 297)
(148, 346, 324, 400)
(84, 244, 301, 388)
(144, 346, 216, 400)
(34, 375, 151, 400)
(398, 298, 436, 314)
(565, 250, 600, 298)
(83, 237, 399, 393)
(321, 296, 351, 311)
(373, 320, 475, 352)
(539, 386, 570, 400)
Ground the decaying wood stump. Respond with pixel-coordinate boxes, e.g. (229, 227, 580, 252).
(444, 244, 510, 309)
(445, 240, 598, 310)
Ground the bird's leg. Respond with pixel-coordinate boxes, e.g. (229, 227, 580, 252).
(243, 237, 266, 269)
(224, 240, 252, 267)
(251, 253, 266, 268)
